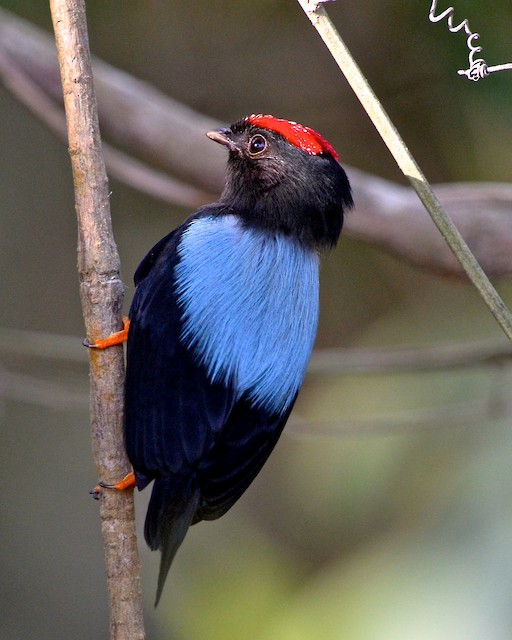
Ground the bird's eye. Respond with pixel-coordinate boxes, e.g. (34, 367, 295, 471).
(248, 134, 267, 156)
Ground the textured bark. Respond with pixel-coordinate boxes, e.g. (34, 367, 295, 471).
(48, 1, 145, 638)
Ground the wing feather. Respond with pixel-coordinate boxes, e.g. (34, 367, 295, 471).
(125, 213, 236, 482)
(125, 206, 302, 520)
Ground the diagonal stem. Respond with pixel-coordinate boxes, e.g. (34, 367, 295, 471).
(297, 1, 512, 342)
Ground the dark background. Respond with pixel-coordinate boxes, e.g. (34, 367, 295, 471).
(2, 1, 512, 638)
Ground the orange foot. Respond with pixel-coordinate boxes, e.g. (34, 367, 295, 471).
(90, 470, 137, 500)
(83, 316, 130, 349)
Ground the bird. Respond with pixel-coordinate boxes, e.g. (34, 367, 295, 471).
(88, 114, 353, 605)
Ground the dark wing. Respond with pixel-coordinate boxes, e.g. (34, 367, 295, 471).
(126, 208, 296, 520)
(133, 229, 179, 286)
(125, 217, 237, 489)
(195, 397, 294, 521)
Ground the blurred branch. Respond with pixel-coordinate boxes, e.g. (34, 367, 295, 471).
(1, 362, 508, 436)
(0, 367, 88, 410)
(288, 398, 499, 437)
(348, 172, 512, 279)
(2, 326, 511, 436)
(296, 1, 512, 342)
(0, 7, 222, 189)
(0, 327, 85, 363)
(48, 1, 145, 639)
(1, 325, 511, 373)
(0, 48, 211, 208)
(1, 8, 512, 280)
(308, 338, 512, 375)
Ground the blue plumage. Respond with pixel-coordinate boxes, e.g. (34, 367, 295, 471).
(175, 214, 319, 415)
(118, 115, 353, 606)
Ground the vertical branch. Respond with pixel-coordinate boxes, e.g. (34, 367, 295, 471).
(48, 1, 145, 638)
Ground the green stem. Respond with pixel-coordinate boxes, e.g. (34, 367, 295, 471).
(298, 1, 512, 342)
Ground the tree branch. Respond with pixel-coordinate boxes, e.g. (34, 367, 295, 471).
(2, 7, 512, 279)
(1, 325, 511, 374)
(48, 1, 145, 638)
(296, 0, 512, 342)
(0, 48, 211, 208)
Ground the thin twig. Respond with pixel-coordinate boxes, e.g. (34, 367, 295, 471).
(2, 362, 507, 437)
(0, 365, 500, 434)
(308, 339, 512, 375)
(48, 1, 145, 638)
(1, 325, 511, 374)
(288, 398, 497, 438)
(0, 368, 89, 410)
(297, 1, 512, 342)
(0, 367, 501, 435)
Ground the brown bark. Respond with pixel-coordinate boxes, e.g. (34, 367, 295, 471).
(48, 1, 145, 638)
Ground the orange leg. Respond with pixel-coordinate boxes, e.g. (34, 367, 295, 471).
(83, 316, 130, 349)
(90, 470, 137, 500)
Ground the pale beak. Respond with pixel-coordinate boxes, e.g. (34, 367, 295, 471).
(206, 128, 238, 152)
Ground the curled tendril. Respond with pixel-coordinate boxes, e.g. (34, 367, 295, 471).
(459, 59, 489, 82)
(429, 0, 512, 81)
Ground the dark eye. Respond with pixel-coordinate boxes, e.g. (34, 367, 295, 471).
(248, 134, 267, 156)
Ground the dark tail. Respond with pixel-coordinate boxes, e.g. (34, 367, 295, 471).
(145, 476, 200, 607)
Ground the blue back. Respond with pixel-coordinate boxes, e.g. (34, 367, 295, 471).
(175, 215, 319, 416)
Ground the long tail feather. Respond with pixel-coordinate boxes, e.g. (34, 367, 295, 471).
(144, 476, 199, 607)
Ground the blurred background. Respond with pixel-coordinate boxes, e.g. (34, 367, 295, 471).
(2, 1, 512, 638)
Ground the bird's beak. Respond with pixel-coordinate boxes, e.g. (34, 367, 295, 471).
(206, 128, 238, 152)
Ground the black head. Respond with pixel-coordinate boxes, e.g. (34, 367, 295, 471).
(207, 114, 353, 249)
